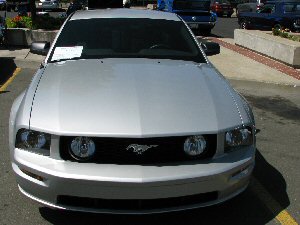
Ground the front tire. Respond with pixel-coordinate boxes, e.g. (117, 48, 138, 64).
(240, 19, 248, 29)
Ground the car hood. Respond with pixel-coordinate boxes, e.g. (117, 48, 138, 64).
(29, 58, 251, 137)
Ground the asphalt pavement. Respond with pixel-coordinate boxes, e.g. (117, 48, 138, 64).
(211, 17, 240, 38)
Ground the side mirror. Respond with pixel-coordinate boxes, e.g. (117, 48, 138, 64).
(30, 41, 50, 56)
(201, 42, 220, 56)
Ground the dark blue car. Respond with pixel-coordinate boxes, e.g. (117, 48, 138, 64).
(238, 1, 300, 31)
(158, 0, 217, 34)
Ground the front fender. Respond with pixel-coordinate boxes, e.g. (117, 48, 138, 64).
(8, 68, 45, 160)
(9, 90, 26, 158)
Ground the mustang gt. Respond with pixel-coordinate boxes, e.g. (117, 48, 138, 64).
(9, 9, 256, 213)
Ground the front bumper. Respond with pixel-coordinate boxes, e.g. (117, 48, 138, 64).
(186, 22, 216, 30)
(213, 9, 234, 15)
(12, 146, 255, 214)
(38, 3, 59, 9)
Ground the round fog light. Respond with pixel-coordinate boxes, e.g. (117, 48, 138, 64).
(184, 135, 206, 156)
(70, 137, 96, 160)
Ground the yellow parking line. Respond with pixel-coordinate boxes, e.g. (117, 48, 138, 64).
(252, 177, 298, 225)
(0, 68, 22, 92)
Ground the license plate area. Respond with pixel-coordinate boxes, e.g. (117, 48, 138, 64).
(189, 23, 199, 29)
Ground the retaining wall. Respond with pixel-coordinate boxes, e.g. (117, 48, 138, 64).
(6, 28, 58, 47)
(234, 29, 300, 68)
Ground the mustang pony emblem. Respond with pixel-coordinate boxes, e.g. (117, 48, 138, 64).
(126, 144, 158, 155)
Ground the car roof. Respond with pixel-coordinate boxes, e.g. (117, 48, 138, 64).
(70, 8, 181, 21)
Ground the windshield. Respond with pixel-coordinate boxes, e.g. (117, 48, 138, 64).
(284, 3, 300, 13)
(49, 18, 205, 63)
(173, 0, 211, 10)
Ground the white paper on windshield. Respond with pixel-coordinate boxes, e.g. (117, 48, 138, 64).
(51, 46, 83, 61)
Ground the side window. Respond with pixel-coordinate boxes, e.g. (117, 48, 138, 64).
(283, 4, 294, 12)
(260, 4, 275, 13)
(283, 4, 300, 13)
(271, 5, 276, 13)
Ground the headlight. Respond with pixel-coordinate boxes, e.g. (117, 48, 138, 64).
(15, 129, 51, 155)
(69, 137, 96, 161)
(184, 135, 206, 156)
(225, 127, 253, 149)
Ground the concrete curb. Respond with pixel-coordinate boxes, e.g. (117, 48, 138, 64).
(6, 28, 58, 47)
(234, 29, 300, 68)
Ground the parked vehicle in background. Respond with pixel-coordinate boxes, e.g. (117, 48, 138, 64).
(17, 3, 28, 16)
(123, 0, 131, 7)
(210, 0, 234, 17)
(88, 0, 123, 8)
(66, 0, 128, 16)
(157, 0, 217, 34)
(66, 0, 87, 16)
(236, 2, 257, 17)
(0, 15, 5, 45)
(227, 0, 242, 8)
(236, 0, 266, 16)
(238, 1, 300, 31)
(38, 0, 60, 11)
(0, 0, 6, 10)
(73, 0, 87, 7)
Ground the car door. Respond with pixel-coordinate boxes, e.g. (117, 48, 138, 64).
(254, 3, 276, 29)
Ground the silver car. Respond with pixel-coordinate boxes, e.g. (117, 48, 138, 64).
(38, 0, 59, 10)
(9, 9, 256, 214)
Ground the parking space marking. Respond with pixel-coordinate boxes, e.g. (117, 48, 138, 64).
(252, 177, 298, 225)
(0, 68, 21, 92)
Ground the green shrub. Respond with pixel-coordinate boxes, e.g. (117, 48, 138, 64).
(6, 16, 32, 29)
(289, 35, 300, 42)
(272, 27, 300, 42)
(272, 28, 280, 36)
(21, 16, 32, 28)
(6, 15, 65, 30)
(280, 31, 289, 38)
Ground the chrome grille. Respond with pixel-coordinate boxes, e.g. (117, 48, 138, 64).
(60, 135, 217, 164)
